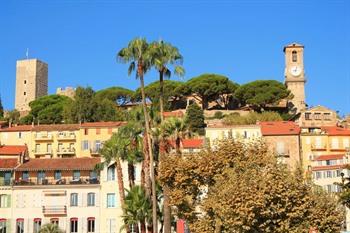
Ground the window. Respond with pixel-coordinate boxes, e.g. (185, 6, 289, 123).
(24, 80, 27, 84)
(315, 137, 322, 149)
(107, 165, 115, 181)
(324, 113, 331, 121)
(314, 113, 321, 120)
(315, 171, 322, 180)
(276, 142, 285, 155)
(107, 193, 115, 208)
(326, 160, 331, 166)
(4, 172, 11, 186)
(50, 218, 59, 225)
(37, 171, 45, 183)
(90, 171, 97, 179)
(18, 132, 22, 139)
(35, 144, 40, 153)
(87, 193, 95, 206)
(95, 140, 101, 151)
(344, 139, 350, 149)
(22, 171, 29, 181)
(70, 218, 78, 233)
(292, 50, 297, 62)
(87, 218, 95, 233)
(305, 112, 311, 120)
(73, 170, 80, 180)
(82, 140, 89, 150)
(326, 171, 332, 178)
(326, 184, 332, 193)
(96, 128, 101, 135)
(23, 92, 26, 96)
(54, 171, 62, 180)
(0, 195, 10, 208)
(331, 138, 339, 149)
(70, 193, 78, 206)
(107, 219, 116, 233)
(33, 218, 41, 233)
(84, 128, 89, 135)
(16, 219, 24, 233)
(0, 219, 6, 233)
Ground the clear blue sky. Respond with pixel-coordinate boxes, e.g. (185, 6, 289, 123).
(0, 0, 349, 115)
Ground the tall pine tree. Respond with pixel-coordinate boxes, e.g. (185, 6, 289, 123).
(0, 95, 4, 119)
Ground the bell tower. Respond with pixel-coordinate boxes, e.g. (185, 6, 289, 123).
(284, 43, 306, 113)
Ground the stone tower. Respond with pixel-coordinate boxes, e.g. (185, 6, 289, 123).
(284, 43, 306, 113)
(15, 59, 48, 114)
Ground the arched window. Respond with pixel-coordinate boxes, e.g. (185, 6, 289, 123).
(292, 51, 297, 62)
(107, 165, 115, 181)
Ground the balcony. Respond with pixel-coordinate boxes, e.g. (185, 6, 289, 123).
(311, 144, 327, 151)
(57, 147, 76, 155)
(13, 177, 100, 186)
(276, 150, 290, 157)
(90, 147, 101, 156)
(35, 134, 53, 141)
(57, 133, 76, 141)
(34, 150, 53, 156)
(42, 205, 67, 217)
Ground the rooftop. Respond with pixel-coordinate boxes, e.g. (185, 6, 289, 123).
(0, 125, 33, 132)
(0, 145, 27, 155)
(313, 154, 345, 161)
(0, 159, 19, 170)
(32, 124, 80, 132)
(80, 121, 126, 128)
(259, 121, 300, 136)
(321, 126, 350, 136)
(169, 138, 205, 149)
(16, 157, 100, 171)
(162, 111, 185, 118)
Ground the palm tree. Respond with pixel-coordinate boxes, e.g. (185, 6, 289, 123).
(100, 136, 126, 214)
(149, 40, 185, 122)
(39, 223, 64, 233)
(121, 185, 152, 233)
(117, 38, 158, 233)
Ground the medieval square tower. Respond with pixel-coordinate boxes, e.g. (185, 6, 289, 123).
(284, 43, 306, 113)
(15, 59, 48, 114)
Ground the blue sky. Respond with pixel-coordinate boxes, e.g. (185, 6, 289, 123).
(0, 0, 349, 115)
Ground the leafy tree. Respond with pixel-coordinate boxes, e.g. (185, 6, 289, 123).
(5, 109, 20, 124)
(185, 104, 205, 135)
(183, 74, 239, 109)
(159, 140, 344, 233)
(223, 111, 283, 125)
(117, 37, 157, 232)
(134, 80, 185, 111)
(21, 95, 73, 124)
(234, 80, 291, 111)
(95, 86, 134, 106)
(0, 95, 3, 119)
(92, 98, 118, 122)
(122, 185, 152, 233)
(149, 40, 185, 123)
(39, 223, 64, 233)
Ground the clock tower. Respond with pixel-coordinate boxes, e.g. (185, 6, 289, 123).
(284, 43, 306, 113)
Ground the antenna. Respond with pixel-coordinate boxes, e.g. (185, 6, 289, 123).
(26, 48, 29, 59)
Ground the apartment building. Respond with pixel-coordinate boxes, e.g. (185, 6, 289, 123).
(300, 126, 350, 172)
(259, 121, 301, 169)
(297, 105, 338, 128)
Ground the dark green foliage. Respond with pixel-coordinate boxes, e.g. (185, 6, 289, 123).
(234, 80, 290, 110)
(213, 111, 224, 119)
(185, 104, 206, 135)
(0, 95, 3, 119)
(6, 109, 20, 124)
(223, 111, 283, 125)
(95, 86, 134, 106)
(93, 99, 119, 122)
(183, 74, 239, 109)
(135, 80, 185, 110)
(21, 95, 72, 124)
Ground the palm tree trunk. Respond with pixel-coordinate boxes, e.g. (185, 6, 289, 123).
(163, 185, 171, 233)
(159, 70, 164, 122)
(138, 65, 158, 233)
(115, 159, 129, 233)
(128, 162, 135, 188)
(142, 134, 151, 195)
(140, 221, 146, 233)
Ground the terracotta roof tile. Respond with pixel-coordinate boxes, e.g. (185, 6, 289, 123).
(0, 125, 33, 132)
(169, 138, 204, 149)
(311, 165, 344, 171)
(0, 158, 19, 170)
(16, 157, 101, 171)
(321, 126, 350, 136)
(33, 124, 80, 132)
(314, 154, 345, 161)
(0, 145, 27, 155)
(162, 111, 184, 118)
(80, 121, 126, 128)
(259, 121, 300, 136)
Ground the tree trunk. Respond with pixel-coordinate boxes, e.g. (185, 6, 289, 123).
(175, 136, 181, 155)
(159, 70, 164, 122)
(163, 185, 171, 233)
(138, 65, 158, 233)
(143, 134, 151, 196)
(128, 162, 135, 188)
(140, 221, 146, 233)
(115, 159, 129, 233)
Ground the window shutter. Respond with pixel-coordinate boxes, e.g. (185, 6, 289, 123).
(6, 194, 11, 208)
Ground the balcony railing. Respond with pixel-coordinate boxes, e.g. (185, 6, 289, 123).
(35, 134, 53, 141)
(13, 177, 100, 186)
(276, 150, 290, 157)
(57, 133, 76, 140)
(90, 147, 101, 155)
(311, 144, 327, 151)
(42, 205, 67, 216)
(34, 150, 53, 155)
(57, 148, 76, 155)
(0, 179, 12, 186)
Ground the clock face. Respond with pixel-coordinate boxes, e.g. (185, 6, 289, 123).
(290, 65, 302, 76)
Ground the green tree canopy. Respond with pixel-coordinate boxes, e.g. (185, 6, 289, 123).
(159, 140, 344, 233)
(185, 103, 205, 135)
(95, 86, 134, 106)
(183, 74, 239, 109)
(223, 111, 283, 125)
(234, 80, 291, 110)
(21, 94, 72, 124)
(135, 80, 185, 110)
